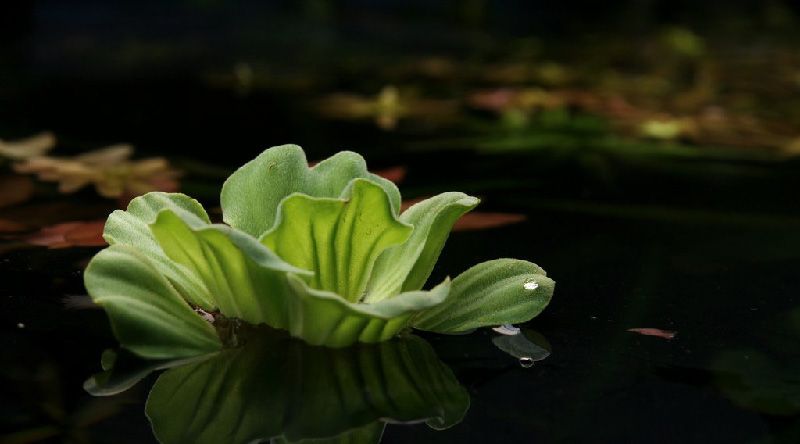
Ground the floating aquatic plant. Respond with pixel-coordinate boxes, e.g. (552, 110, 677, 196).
(84, 145, 554, 357)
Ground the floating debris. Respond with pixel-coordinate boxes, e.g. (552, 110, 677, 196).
(492, 324, 521, 335)
(627, 327, 677, 340)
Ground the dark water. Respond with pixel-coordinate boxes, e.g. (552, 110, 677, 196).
(2, 2, 800, 443)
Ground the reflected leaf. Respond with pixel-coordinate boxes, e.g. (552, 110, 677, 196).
(84, 349, 206, 397)
(713, 350, 800, 416)
(86, 329, 469, 444)
(492, 329, 551, 363)
(712, 308, 800, 416)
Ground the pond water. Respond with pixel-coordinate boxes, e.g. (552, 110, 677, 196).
(2, 2, 800, 443)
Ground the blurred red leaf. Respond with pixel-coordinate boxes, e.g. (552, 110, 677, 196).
(26, 221, 107, 249)
(627, 328, 676, 339)
(0, 175, 35, 208)
(0, 219, 27, 233)
(373, 166, 407, 184)
(401, 198, 526, 231)
(452, 212, 527, 231)
(308, 161, 407, 184)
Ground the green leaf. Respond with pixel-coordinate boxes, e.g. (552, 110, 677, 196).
(411, 259, 554, 333)
(261, 179, 412, 301)
(146, 330, 469, 444)
(151, 208, 446, 347)
(150, 209, 309, 328)
(221, 145, 401, 238)
(83, 245, 222, 359)
(102, 192, 216, 310)
(365, 192, 479, 301)
(283, 275, 450, 347)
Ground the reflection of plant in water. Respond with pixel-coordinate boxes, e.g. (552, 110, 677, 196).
(84, 145, 554, 356)
(712, 307, 800, 416)
(86, 328, 470, 444)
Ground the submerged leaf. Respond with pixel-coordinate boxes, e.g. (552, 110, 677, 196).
(261, 179, 412, 301)
(83, 245, 222, 359)
(411, 259, 554, 333)
(221, 145, 401, 237)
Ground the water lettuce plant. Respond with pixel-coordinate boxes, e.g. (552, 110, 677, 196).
(84, 145, 554, 357)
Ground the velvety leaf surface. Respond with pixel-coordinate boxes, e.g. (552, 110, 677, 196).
(221, 145, 401, 237)
(283, 275, 450, 347)
(146, 331, 469, 444)
(102, 192, 216, 309)
(261, 179, 412, 301)
(411, 259, 554, 333)
(83, 245, 222, 359)
(151, 207, 446, 347)
(365, 192, 478, 301)
(150, 210, 307, 328)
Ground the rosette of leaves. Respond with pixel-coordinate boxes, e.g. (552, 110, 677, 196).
(84, 145, 554, 357)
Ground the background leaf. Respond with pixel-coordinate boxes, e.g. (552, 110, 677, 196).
(411, 259, 554, 333)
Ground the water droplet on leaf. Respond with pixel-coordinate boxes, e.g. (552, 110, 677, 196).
(523, 280, 539, 290)
(519, 357, 534, 368)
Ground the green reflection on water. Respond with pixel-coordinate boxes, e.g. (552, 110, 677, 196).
(87, 328, 470, 444)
